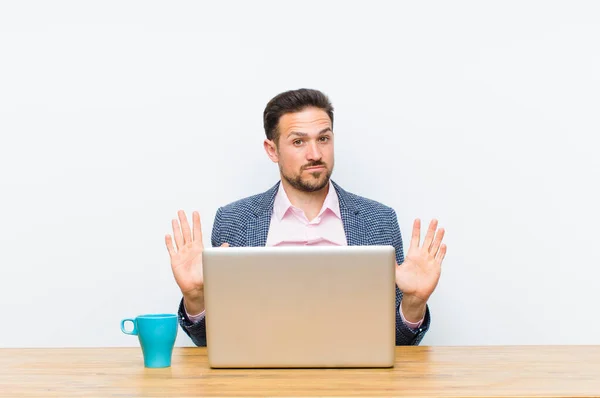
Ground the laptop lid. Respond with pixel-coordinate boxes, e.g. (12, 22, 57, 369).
(202, 245, 397, 368)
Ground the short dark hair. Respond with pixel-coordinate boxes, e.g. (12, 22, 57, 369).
(263, 88, 334, 143)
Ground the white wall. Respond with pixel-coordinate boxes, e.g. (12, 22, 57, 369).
(1, 0, 599, 348)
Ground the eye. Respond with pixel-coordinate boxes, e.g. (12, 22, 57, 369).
(293, 139, 303, 146)
(319, 136, 330, 142)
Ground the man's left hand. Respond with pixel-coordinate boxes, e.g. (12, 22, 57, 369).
(396, 218, 447, 322)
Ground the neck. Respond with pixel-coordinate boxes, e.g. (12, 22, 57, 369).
(280, 179, 330, 221)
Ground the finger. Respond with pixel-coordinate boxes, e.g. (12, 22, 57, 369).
(429, 227, 445, 256)
(172, 218, 184, 250)
(409, 218, 421, 249)
(165, 234, 176, 257)
(422, 219, 438, 251)
(192, 211, 203, 243)
(178, 210, 192, 244)
(221, 242, 230, 247)
(435, 244, 447, 265)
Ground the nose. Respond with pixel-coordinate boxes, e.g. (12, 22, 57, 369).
(306, 141, 322, 161)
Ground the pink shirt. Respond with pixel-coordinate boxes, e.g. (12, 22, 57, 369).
(186, 181, 424, 329)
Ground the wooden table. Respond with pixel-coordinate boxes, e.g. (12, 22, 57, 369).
(1, 346, 599, 397)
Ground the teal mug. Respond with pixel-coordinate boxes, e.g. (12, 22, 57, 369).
(120, 314, 178, 368)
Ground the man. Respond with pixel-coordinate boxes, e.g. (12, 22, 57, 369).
(165, 88, 447, 347)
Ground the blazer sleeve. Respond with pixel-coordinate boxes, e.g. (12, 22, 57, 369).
(176, 207, 224, 347)
(390, 208, 431, 345)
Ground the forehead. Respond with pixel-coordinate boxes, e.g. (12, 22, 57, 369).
(278, 107, 332, 136)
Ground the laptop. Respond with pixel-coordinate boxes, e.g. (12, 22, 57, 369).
(202, 245, 397, 368)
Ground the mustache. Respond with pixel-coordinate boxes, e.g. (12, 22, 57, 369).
(302, 162, 326, 170)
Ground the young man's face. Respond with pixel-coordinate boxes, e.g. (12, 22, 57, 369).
(265, 107, 334, 192)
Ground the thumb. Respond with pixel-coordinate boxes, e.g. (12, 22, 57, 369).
(220, 242, 230, 247)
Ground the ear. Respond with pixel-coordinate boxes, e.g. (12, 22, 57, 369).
(264, 139, 279, 163)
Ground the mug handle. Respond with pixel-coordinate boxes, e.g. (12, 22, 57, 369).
(121, 318, 138, 335)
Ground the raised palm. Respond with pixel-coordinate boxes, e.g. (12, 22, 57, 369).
(165, 210, 205, 296)
(396, 219, 447, 303)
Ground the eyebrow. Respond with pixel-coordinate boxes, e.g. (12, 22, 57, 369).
(288, 127, 332, 137)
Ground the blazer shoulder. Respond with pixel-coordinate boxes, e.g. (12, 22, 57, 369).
(341, 189, 397, 218)
(215, 182, 279, 222)
(217, 192, 264, 221)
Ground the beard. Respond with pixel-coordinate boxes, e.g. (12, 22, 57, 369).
(280, 161, 333, 193)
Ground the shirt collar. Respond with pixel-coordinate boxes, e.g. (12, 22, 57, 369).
(273, 180, 341, 221)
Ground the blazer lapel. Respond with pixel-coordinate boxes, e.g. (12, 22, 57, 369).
(333, 181, 370, 246)
(246, 181, 280, 247)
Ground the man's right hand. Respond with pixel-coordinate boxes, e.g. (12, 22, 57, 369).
(165, 210, 228, 315)
(165, 209, 205, 298)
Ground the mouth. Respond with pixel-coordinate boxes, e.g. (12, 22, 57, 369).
(304, 166, 325, 171)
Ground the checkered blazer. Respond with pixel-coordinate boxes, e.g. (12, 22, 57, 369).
(177, 180, 431, 346)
